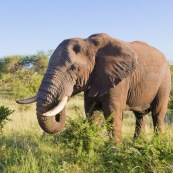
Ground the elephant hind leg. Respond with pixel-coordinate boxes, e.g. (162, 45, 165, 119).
(151, 76, 171, 134)
(151, 96, 169, 134)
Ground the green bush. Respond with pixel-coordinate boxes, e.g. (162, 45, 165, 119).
(40, 113, 173, 173)
(12, 74, 43, 99)
(53, 113, 107, 162)
(99, 134, 173, 173)
(0, 106, 14, 135)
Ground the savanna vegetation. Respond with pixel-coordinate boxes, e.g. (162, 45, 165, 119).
(0, 53, 173, 173)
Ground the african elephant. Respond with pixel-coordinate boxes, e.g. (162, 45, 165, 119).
(16, 33, 171, 143)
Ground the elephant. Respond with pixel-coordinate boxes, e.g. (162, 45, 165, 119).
(16, 33, 171, 143)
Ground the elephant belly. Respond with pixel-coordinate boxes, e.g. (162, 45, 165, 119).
(126, 87, 158, 112)
(126, 63, 167, 112)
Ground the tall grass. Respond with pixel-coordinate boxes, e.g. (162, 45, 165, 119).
(0, 96, 173, 173)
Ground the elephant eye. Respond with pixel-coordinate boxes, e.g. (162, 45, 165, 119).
(71, 64, 79, 73)
(73, 45, 80, 54)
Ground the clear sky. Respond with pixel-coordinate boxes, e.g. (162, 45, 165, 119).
(0, 0, 173, 61)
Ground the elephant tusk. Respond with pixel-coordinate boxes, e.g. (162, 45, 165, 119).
(43, 96, 68, 117)
(16, 96, 37, 104)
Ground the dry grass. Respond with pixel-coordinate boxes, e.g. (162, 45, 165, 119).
(1, 98, 39, 135)
(2, 95, 84, 135)
(2, 96, 172, 138)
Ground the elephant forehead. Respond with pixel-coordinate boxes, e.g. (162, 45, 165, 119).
(67, 40, 90, 63)
(50, 38, 90, 67)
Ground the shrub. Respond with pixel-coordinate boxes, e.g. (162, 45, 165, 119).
(0, 106, 14, 135)
(52, 112, 107, 162)
(11, 74, 43, 99)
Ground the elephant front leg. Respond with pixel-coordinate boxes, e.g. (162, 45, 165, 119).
(112, 109, 123, 144)
(84, 94, 104, 127)
(103, 102, 123, 144)
(133, 112, 147, 139)
(84, 91, 102, 118)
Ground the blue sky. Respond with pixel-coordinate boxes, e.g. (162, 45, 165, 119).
(0, 0, 173, 61)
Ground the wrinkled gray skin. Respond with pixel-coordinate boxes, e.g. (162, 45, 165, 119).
(35, 33, 171, 143)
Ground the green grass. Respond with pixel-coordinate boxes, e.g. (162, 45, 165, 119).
(0, 96, 173, 173)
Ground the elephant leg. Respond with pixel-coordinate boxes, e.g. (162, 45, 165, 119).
(102, 100, 123, 144)
(151, 102, 167, 134)
(133, 112, 147, 139)
(112, 109, 123, 144)
(151, 79, 170, 134)
(84, 91, 102, 117)
(84, 91, 104, 127)
(151, 99, 168, 134)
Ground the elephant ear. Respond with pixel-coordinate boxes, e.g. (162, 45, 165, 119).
(89, 38, 138, 97)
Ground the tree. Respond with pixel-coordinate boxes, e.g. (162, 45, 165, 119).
(0, 53, 49, 99)
(0, 56, 22, 73)
(33, 52, 49, 74)
(21, 51, 49, 75)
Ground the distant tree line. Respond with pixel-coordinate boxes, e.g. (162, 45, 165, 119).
(0, 50, 53, 75)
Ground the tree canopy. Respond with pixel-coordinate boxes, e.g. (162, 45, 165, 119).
(0, 51, 50, 98)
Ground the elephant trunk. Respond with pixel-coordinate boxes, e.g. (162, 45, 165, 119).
(36, 106, 66, 134)
(36, 68, 74, 134)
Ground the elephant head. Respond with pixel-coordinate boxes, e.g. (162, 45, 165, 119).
(16, 33, 137, 134)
